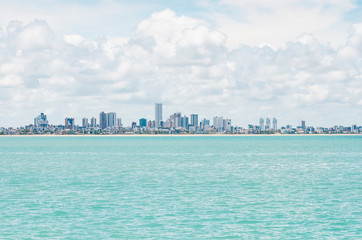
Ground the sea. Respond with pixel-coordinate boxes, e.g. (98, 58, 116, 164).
(0, 135, 361, 239)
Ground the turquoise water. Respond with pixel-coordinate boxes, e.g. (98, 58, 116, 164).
(0, 136, 361, 239)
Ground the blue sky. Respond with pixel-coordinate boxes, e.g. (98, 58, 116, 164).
(0, 0, 361, 127)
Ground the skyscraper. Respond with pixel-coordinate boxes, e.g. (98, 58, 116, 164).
(175, 112, 181, 128)
(190, 114, 198, 127)
(34, 113, 48, 129)
(107, 112, 116, 128)
(272, 118, 277, 130)
(223, 119, 232, 131)
(90, 117, 97, 128)
(82, 117, 89, 128)
(65, 118, 74, 130)
(213, 116, 224, 132)
(181, 115, 189, 129)
(201, 118, 210, 130)
(139, 118, 147, 128)
(266, 118, 271, 130)
(116, 118, 122, 128)
(155, 103, 162, 128)
(301, 120, 306, 130)
(260, 118, 265, 131)
(99, 112, 107, 129)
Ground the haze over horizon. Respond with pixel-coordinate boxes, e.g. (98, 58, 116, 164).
(0, 0, 362, 128)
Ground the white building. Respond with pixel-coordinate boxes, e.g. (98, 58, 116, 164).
(272, 118, 277, 130)
(90, 117, 97, 128)
(155, 103, 162, 129)
(34, 113, 48, 129)
(107, 112, 117, 128)
(259, 118, 265, 131)
(223, 119, 232, 132)
(266, 118, 270, 130)
(82, 117, 89, 128)
(213, 116, 224, 132)
(117, 118, 122, 128)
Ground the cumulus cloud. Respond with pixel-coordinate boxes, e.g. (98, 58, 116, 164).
(0, 9, 361, 127)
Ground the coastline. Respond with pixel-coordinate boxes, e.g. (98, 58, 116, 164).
(0, 133, 361, 137)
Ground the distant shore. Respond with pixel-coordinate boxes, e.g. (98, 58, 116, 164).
(1, 133, 361, 137)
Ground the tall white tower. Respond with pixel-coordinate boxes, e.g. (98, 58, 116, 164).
(155, 103, 162, 128)
(107, 112, 117, 128)
(260, 118, 265, 131)
(272, 118, 278, 130)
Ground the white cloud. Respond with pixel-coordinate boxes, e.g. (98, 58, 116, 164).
(0, 9, 361, 127)
(212, 0, 357, 49)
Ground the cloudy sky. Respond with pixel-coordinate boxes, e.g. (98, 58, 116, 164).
(1, 0, 362, 128)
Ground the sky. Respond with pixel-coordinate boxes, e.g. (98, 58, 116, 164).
(0, 0, 362, 128)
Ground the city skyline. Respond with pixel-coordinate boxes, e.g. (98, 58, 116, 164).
(2, 103, 361, 131)
(0, 1, 362, 127)
(2, 109, 361, 135)
(1, 104, 361, 129)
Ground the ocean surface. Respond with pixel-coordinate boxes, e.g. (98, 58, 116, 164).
(0, 135, 361, 239)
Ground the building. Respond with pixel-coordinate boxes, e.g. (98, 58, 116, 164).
(117, 118, 122, 128)
(170, 112, 182, 128)
(223, 119, 232, 132)
(164, 119, 171, 128)
(301, 120, 306, 130)
(213, 116, 224, 132)
(99, 112, 107, 129)
(201, 118, 210, 130)
(147, 120, 154, 129)
(272, 118, 277, 130)
(82, 117, 89, 128)
(190, 114, 198, 127)
(90, 117, 97, 128)
(175, 112, 182, 128)
(181, 115, 189, 129)
(65, 118, 74, 130)
(139, 118, 147, 128)
(34, 113, 48, 129)
(155, 103, 162, 129)
(259, 118, 265, 131)
(107, 112, 116, 128)
(266, 118, 271, 130)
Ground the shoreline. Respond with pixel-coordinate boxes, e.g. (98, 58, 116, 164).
(0, 134, 361, 137)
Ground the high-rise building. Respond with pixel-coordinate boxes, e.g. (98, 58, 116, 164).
(266, 118, 271, 130)
(34, 113, 48, 129)
(164, 119, 171, 128)
(223, 119, 232, 131)
(65, 118, 74, 130)
(272, 118, 277, 130)
(213, 116, 224, 132)
(181, 115, 189, 129)
(259, 118, 265, 131)
(301, 120, 306, 130)
(201, 118, 210, 130)
(190, 114, 198, 127)
(175, 112, 181, 128)
(90, 117, 97, 128)
(107, 112, 116, 128)
(82, 117, 89, 128)
(139, 118, 147, 128)
(99, 112, 107, 129)
(116, 118, 122, 128)
(170, 112, 181, 128)
(155, 103, 162, 129)
(351, 124, 358, 133)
